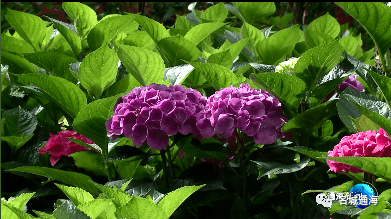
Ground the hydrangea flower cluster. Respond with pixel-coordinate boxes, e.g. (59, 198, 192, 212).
(323, 74, 365, 102)
(106, 84, 207, 150)
(196, 84, 286, 145)
(327, 128, 391, 173)
(38, 130, 94, 166)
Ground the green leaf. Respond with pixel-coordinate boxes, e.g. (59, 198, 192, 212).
(70, 151, 107, 176)
(293, 41, 344, 90)
(7, 192, 35, 211)
(304, 28, 335, 48)
(2, 106, 37, 137)
(73, 94, 123, 155)
(122, 31, 155, 50)
(135, 14, 170, 43)
(158, 185, 205, 217)
(200, 2, 228, 22)
(14, 74, 87, 119)
(180, 141, 230, 164)
(45, 33, 74, 57)
(23, 51, 78, 83)
(116, 45, 166, 87)
(94, 183, 132, 208)
(78, 199, 114, 219)
(32, 210, 56, 219)
(348, 98, 391, 137)
(354, 114, 381, 132)
(48, 17, 82, 58)
(1, 200, 34, 219)
(1, 135, 34, 154)
(336, 2, 391, 55)
(232, 2, 275, 23)
(62, 2, 97, 40)
(55, 184, 94, 206)
(256, 25, 301, 65)
(184, 22, 226, 46)
(7, 166, 100, 196)
(88, 15, 137, 51)
(112, 155, 147, 180)
(67, 137, 101, 153)
(207, 50, 233, 68)
(339, 34, 363, 59)
(5, 8, 46, 51)
(308, 12, 340, 39)
(157, 35, 199, 67)
(189, 62, 239, 90)
(285, 146, 328, 164)
(115, 195, 167, 219)
(250, 72, 306, 112)
(241, 22, 265, 54)
(268, 13, 294, 29)
(1, 33, 35, 54)
(1, 51, 38, 74)
(175, 15, 194, 30)
(320, 157, 391, 182)
(367, 69, 391, 111)
(282, 100, 337, 132)
(107, 74, 141, 97)
(163, 65, 194, 86)
(53, 200, 90, 219)
(79, 44, 119, 99)
(309, 76, 349, 106)
(41, 25, 54, 50)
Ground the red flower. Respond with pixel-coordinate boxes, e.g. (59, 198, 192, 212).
(38, 130, 94, 166)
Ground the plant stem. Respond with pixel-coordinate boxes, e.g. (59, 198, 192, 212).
(166, 147, 176, 178)
(160, 149, 170, 189)
(236, 131, 248, 205)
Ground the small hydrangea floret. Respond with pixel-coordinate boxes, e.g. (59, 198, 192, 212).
(38, 130, 94, 166)
(196, 84, 286, 145)
(106, 84, 207, 150)
(327, 128, 391, 173)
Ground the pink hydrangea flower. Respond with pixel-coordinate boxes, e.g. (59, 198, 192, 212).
(327, 128, 391, 173)
(38, 130, 94, 166)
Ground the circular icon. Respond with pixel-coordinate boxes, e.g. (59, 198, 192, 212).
(349, 183, 376, 209)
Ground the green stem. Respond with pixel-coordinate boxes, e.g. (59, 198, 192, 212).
(160, 149, 170, 189)
(166, 147, 175, 178)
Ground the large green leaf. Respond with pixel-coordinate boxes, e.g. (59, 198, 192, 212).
(116, 45, 166, 87)
(53, 200, 90, 219)
(107, 74, 141, 97)
(157, 35, 199, 67)
(339, 34, 363, 59)
(62, 2, 97, 40)
(87, 15, 138, 51)
(1, 200, 35, 219)
(70, 151, 107, 176)
(1, 52, 38, 74)
(93, 183, 132, 207)
(77, 199, 113, 219)
(309, 76, 349, 106)
(6, 192, 35, 211)
(184, 22, 226, 46)
(23, 51, 78, 83)
(79, 44, 119, 99)
(1, 34, 35, 54)
(13, 74, 87, 120)
(241, 22, 265, 54)
(232, 2, 275, 23)
(367, 69, 391, 111)
(293, 41, 344, 90)
(282, 100, 337, 132)
(336, 2, 391, 55)
(319, 157, 391, 182)
(47, 17, 81, 58)
(285, 146, 328, 164)
(250, 73, 306, 112)
(189, 62, 239, 90)
(7, 166, 100, 196)
(304, 28, 335, 48)
(135, 14, 170, 43)
(200, 2, 228, 22)
(73, 94, 123, 155)
(123, 31, 155, 50)
(256, 25, 301, 65)
(157, 185, 205, 217)
(55, 184, 94, 206)
(5, 9, 46, 51)
(2, 106, 37, 137)
(115, 195, 167, 219)
(354, 114, 381, 132)
(307, 12, 340, 39)
(163, 64, 194, 86)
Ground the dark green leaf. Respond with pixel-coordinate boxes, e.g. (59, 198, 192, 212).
(367, 69, 391, 110)
(1, 52, 38, 74)
(232, 2, 275, 23)
(52, 200, 90, 219)
(2, 106, 37, 137)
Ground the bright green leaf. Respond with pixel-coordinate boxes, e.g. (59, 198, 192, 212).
(308, 12, 340, 39)
(48, 17, 82, 58)
(7, 192, 35, 211)
(232, 2, 275, 23)
(304, 28, 335, 48)
(354, 114, 381, 132)
(1, 52, 38, 74)
(241, 22, 265, 54)
(200, 2, 228, 22)
(55, 184, 94, 206)
(1, 33, 35, 54)
(184, 22, 226, 46)
(135, 14, 170, 43)
(79, 44, 119, 99)
(62, 2, 97, 39)
(93, 183, 132, 208)
(14, 74, 87, 119)
(115, 195, 167, 219)
(78, 199, 114, 219)
(157, 35, 199, 67)
(339, 34, 363, 59)
(5, 8, 46, 51)
(70, 151, 107, 176)
(189, 62, 239, 90)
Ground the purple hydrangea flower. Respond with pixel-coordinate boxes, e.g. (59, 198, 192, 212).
(323, 74, 365, 102)
(106, 84, 207, 150)
(196, 84, 287, 145)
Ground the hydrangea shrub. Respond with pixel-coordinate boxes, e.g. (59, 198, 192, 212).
(327, 128, 391, 173)
(38, 130, 94, 166)
(106, 84, 207, 150)
(196, 84, 287, 145)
